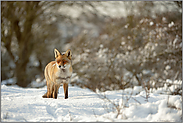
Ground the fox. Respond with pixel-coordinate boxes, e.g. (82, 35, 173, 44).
(42, 49, 72, 99)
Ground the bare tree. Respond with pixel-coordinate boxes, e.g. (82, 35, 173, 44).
(1, 1, 69, 87)
(1, 1, 105, 87)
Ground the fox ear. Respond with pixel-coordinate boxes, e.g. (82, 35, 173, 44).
(65, 49, 72, 59)
(54, 49, 61, 58)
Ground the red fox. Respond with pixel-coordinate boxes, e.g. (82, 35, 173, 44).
(42, 49, 72, 99)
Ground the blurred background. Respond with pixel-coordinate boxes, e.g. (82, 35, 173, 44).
(1, 1, 182, 94)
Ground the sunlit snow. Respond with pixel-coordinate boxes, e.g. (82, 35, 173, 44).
(1, 80, 182, 122)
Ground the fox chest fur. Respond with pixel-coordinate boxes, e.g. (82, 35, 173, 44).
(45, 61, 72, 84)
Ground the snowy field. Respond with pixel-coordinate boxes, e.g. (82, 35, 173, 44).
(1, 81, 182, 122)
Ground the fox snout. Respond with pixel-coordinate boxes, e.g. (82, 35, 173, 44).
(58, 64, 66, 69)
(57, 60, 69, 69)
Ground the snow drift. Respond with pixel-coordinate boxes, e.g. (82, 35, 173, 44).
(1, 83, 182, 122)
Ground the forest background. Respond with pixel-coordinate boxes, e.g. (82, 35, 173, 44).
(1, 1, 182, 95)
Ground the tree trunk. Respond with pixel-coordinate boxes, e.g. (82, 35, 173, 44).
(15, 60, 29, 87)
(15, 36, 34, 87)
(15, 40, 33, 87)
(13, 2, 35, 87)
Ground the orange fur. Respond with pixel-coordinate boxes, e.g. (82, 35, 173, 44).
(42, 49, 72, 99)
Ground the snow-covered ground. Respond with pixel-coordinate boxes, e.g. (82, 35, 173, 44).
(1, 81, 182, 122)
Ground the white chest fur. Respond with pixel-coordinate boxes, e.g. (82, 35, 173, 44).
(54, 65, 72, 84)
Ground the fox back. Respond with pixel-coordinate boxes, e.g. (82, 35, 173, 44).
(42, 49, 72, 99)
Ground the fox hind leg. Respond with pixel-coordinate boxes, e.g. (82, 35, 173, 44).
(46, 83, 53, 98)
(42, 92, 47, 98)
(53, 84, 59, 99)
(42, 81, 50, 98)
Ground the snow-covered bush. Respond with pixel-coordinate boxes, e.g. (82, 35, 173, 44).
(70, 11, 182, 92)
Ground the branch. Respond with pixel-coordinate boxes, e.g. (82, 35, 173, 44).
(35, 1, 65, 18)
(1, 26, 16, 63)
(174, 1, 182, 8)
(3, 37, 16, 63)
(12, 20, 21, 43)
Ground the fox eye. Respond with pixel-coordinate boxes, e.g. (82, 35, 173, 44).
(63, 60, 67, 64)
(57, 60, 61, 64)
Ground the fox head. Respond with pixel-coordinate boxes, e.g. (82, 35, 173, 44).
(54, 49, 72, 69)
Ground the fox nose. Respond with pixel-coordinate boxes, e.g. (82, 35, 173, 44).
(58, 65, 65, 69)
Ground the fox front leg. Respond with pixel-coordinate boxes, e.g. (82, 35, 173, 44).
(63, 83, 68, 99)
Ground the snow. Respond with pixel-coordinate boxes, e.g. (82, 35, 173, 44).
(1, 80, 182, 122)
(1, 78, 16, 85)
(149, 21, 154, 26)
(168, 21, 174, 28)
